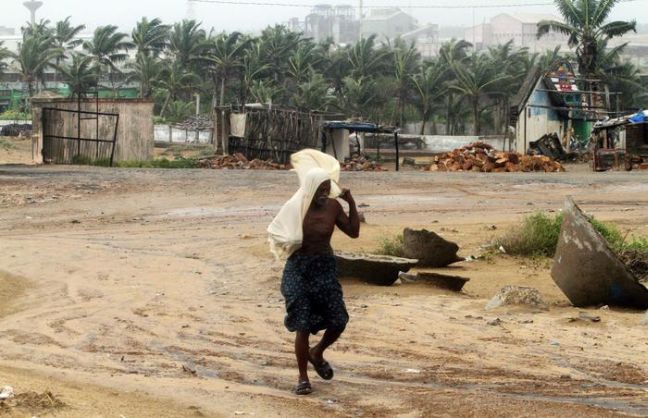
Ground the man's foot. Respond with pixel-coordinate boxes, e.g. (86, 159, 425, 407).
(309, 348, 334, 380)
(293, 380, 312, 395)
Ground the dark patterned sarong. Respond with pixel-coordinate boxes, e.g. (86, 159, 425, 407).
(281, 253, 349, 334)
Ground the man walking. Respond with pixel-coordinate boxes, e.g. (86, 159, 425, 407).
(268, 151, 360, 395)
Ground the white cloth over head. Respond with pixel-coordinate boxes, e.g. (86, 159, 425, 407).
(267, 149, 342, 260)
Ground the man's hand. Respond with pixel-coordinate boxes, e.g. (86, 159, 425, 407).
(339, 189, 354, 204)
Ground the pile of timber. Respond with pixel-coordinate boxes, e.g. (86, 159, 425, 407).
(424, 142, 565, 173)
(342, 154, 386, 171)
(198, 153, 287, 170)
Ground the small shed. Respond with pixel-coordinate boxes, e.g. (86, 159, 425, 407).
(32, 97, 154, 165)
(321, 121, 401, 169)
(510, 60, 619, 153)
(213, 105, 325, 164)
(591, 111, 648, 171)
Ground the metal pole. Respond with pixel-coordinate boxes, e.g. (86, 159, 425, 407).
(77, 96, 81, 159)
(110, 115, 119, 167)
(395, 132, 400, 171)
(96, 93, 100, 160)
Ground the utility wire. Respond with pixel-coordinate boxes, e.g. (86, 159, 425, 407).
(189, 0, 644, 9)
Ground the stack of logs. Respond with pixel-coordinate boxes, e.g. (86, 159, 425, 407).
(342, 155, 386, 171)
(198, 153, 287, 170)
(424, 142, 565, 173)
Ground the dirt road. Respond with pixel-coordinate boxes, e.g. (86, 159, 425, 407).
(1, 164, 647, 417)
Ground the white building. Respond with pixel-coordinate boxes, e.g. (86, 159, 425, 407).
(465, 13, 568, 52)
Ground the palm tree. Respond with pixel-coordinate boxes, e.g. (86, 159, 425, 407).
(594, 40, 645, 110)
(248, 79, 279, 105)
(205, 31, 249, 106)
(411, 59, 447, 134)
(12, 35, 62, 97)
(57, 53, 98, 99)
(166, 100, 194, 123)
(168, 20, 207, 70)
(127, 53, 163, 99)
(22, 19, 53, 39)
(52, 17, 86, 84)
(486, 41, 531, 133)
(132, 17, 169, 59)
(157, 61, 200, 117)
(323, 46, 351, 95)
(238, 42, 270, 105)
(340, 76, 377, 120)
(537, 0, 636, 79)
(258, 25, 303, 85)
(292, 73, 334, 111)
(439, 39, 472, 135)
(450, 53, 511, 135)
(83, 25, 132, 95)
(391, 38, 420, 127)
(287, 42, 323, 85)
(0, 41, 9, 75)
(347, 35, 389, 80)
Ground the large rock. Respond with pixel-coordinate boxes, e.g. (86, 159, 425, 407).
(335, 252, 418, 286)
(551, 198, 648, 309)
(402, 228, 464, 267)
(415, 272, 470, 292)
(485, 286, 548, 310)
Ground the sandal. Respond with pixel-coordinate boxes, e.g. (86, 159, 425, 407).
(309, 358, 334, 380)
(293, 380, 312, 395)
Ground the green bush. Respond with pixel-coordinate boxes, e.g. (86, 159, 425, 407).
(496, 212, 564, 257)
(0, 110, 31, 121)
(377, 233, 405, 257)
(495, 212, 625, 258)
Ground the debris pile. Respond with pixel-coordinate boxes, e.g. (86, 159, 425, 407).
(486, 285, 548, 310)
(172, 115, 213, 131)
(0, 388, 66, 411)
(423, 142, 565, 173)
(197, 153, 287, 170)
(342, 154, 386, 171)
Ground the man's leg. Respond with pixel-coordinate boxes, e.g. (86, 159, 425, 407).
(309, 326, 344, 365)
(295, 331, 310, 382)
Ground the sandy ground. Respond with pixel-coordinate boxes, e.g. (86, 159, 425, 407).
(1, 142, 648, 417)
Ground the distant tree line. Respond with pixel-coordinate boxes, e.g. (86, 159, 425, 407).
(0, 0, 643, 134)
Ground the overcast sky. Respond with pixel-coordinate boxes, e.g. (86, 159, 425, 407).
(1, 0, 645, 35)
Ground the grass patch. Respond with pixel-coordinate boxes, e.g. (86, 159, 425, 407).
(116, 157, 199, 168)
(0, 138, 16, 150)
(71, 155, 199, 168)
(377, 233, 405, 257)
(495, 211, 627, 258)
(0, 110, 30, 121)
(495, 212, 564, 257)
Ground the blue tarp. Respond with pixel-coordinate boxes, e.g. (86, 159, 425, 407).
(628, 110, 648, 124)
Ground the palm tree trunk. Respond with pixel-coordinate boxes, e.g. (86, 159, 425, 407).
(446, 93, 452, 135)
(219, 75, 226, 106)
(160, 92, 171, 117)
(473, 98, 480, 136)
